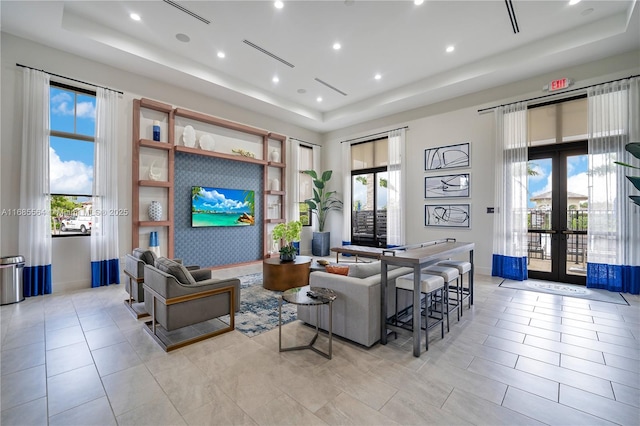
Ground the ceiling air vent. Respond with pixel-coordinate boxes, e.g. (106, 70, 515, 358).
(163, 0, 211, 25)
(242, 40, 295, 68)
(314, 78, 348, 96)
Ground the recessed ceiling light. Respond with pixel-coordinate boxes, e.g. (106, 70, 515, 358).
(175, 33, 190, 43)
(316, 97, 323, 102)
(217, 51, 226, 58)
(297, 88, 306, 94)
(130, 13, 141, 21)
(414, 0, 425, 5)
(569, 0, 581, 5)
(333, 42, 341, 50)
(374, 73, 382, 80)
(274, 1, 284, 9)
(446, 45, 455, 53)
(581, 7, 594, 15)
(272, 76, 279, 83)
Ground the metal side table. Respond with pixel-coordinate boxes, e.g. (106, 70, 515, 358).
(279, 285, 336, 359)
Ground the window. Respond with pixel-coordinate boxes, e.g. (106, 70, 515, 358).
(49, 83, 96, 236)
(298, 145, 313, 226)
(528, 96, 587, 146)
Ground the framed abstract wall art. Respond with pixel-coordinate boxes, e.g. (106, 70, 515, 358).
(424, 173, 470, 198)
(424, 142, 470, 171)
(425, 204, 470, 228)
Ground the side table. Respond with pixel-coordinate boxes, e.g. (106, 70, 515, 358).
(279, 286, 336, 359)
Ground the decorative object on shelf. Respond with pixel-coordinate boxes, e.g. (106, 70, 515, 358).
(182, 125, 196, 147)
(153, 120, 161, 141)
(270, 149, 280, 163)
(198, 134, 215, 151)
(231, 148, 255, 158)
(270, 178, 280, 191)
(148, 201, 162, 221)
(302, 170, 343, 256)
(272, 221, 302, 262)
(148, 160, 161, 181)
(149, 231, 160, 257)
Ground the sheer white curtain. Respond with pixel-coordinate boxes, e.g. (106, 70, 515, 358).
(387, 128, 406, 247)
(492, 102, 529, 280)
(341, 141, 352, 246)
(90, 88, 120, 287)
(587, 77, 640, 293)
(19, 68, 52, 296)
(287, 138, 300, 222)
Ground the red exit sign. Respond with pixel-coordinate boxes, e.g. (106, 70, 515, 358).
(546, 78, 572, 92)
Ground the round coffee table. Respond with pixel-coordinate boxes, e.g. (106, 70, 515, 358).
(263, 256, 311, 291)
(278, 286, 337, 359)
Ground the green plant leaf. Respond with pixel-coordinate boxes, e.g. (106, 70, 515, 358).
(630, 196, 640, 207)
(321, 170, 333, 182)
(627, 176, 640, 191)
(302, 169, 318, 179)
(614, 161, 640, 170)
(626, 142, 640, 159)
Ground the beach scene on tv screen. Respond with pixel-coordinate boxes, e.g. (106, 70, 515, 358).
(191, 186, 255, 227)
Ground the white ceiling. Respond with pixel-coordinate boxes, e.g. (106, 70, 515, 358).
(2, 1, 639, 132)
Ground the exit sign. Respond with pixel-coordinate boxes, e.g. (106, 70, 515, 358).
(545, 78, 572, 92)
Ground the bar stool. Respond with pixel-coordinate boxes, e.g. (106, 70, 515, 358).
(437, 260, 472, 313)
(421, 264, 460, 327)
(395, 273, 447, 351)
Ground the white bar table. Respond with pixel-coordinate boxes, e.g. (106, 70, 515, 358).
(380, 240, 475, 357)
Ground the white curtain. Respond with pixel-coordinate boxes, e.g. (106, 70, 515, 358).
(18, 68, 52, 296)
(90, 88, 120, 287)
(287, 138, 300, 222)
(587, 77, 640, 293)
(341, 141, 352, 245)
(492, 102, 529, 280)
(387, 128, 406, 246)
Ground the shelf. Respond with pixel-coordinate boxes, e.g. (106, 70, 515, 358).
(138, 221, 171, 227)
(139, 180, 171, 187)
(266, 190, 285, 196)
(266, 219, 286, 224)
(268, 162, 286, 168)
(140, 98, 173, 113)
(174, 108, 269, 137)
(139, 139, 172, 150)
(175, 146, 267, 165)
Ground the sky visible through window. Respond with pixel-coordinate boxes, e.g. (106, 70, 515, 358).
(527, 155, 588, 208)
(50, 87, 95, 196)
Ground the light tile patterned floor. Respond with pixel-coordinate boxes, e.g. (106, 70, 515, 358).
(1, 263, 639, 425)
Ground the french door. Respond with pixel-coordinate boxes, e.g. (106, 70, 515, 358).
(351, 169, 388, 247)
(528, 141, 587, 284)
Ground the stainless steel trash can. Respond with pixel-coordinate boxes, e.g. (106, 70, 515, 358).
(0, 255, 25, 305)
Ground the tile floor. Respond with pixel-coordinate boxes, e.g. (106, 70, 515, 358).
(1, 262, 639, 425)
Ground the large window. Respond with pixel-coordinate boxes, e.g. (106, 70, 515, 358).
(49, 83, 96, 236)
(298, 144, 313, 226)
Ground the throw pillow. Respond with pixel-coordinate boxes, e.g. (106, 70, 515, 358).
(348, 261, 381, 278)
(325, 264, 349, 276)
(132, 248, 157, 265)
(155, 257, 196, 285)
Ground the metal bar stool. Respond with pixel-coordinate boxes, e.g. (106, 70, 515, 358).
(421, 264, 460, 328)
(395, 273, 447, 351)
(437, 260, 472, 314)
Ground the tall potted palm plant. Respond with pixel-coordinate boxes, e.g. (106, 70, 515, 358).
(302, 170, 343, 256)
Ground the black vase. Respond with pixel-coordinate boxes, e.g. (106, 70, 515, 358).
(312, 231, 330, 256)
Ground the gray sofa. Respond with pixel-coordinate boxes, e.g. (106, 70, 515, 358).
(143, 257, 241, 332)
(297, 261, 413, 347)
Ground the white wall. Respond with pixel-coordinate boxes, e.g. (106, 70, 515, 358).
(321, 49, 640, 275)
(1, 33, 322, 293)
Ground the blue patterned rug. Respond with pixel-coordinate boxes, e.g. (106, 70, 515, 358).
(220, 273, 297, 337)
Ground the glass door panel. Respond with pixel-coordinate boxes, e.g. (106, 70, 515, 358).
(376, 173, 388, 247)
(528, 158, 553, 274)
(564, 154, 588, 278)
(352, 173, 374, 246)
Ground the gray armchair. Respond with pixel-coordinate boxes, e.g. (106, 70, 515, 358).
(143, 257, 241, 351)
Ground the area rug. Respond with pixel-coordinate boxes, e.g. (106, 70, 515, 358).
(220, 273, 297, 337)
(499, 279, 628, 305)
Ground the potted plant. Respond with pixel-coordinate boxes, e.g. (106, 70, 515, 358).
(272, 220, 302, 261)
(302, 169, 343, 256)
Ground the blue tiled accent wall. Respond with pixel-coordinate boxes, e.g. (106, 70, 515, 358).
(174, 152, 263, 267)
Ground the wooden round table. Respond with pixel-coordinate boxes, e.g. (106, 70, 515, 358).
(263, 256, 311, 291)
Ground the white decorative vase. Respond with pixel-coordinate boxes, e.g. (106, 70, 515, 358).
(271, 178, 280, 191)
(148, 201, 162, 221)
(270, 149, 280, 163)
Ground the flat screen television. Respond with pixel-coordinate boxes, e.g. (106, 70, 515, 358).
(191, 186, 255, 227)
